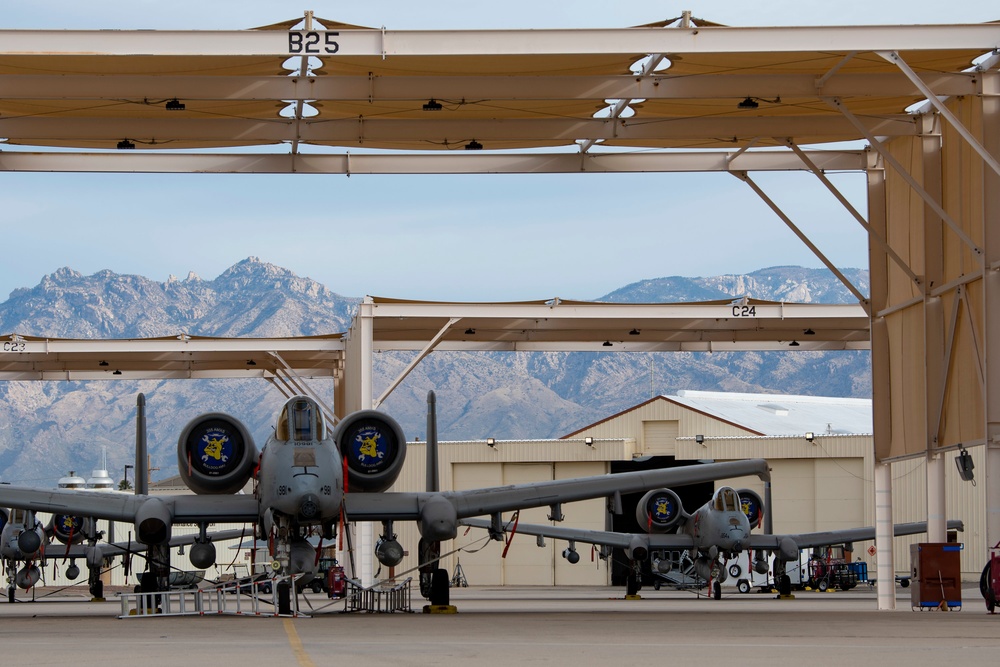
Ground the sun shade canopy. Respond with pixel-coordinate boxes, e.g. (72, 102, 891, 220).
(0, 15, 997, 156)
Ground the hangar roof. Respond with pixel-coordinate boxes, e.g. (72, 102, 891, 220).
(0, 15, 996, 164)
(669, 389, 872, 436)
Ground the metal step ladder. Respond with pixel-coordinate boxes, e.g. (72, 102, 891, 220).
(118, 576, 308, 618)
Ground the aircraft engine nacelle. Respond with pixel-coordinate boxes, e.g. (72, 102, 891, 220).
(335, 410, 407, 493)
(177, 413, 259, 495)
(135, 498, 172, 546)
(736, 488, 765, 528)
(635, 488, 683, 533)
(49, 514, 88, 545)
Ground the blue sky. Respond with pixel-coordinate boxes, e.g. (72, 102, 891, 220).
(2, 2, 997, 302)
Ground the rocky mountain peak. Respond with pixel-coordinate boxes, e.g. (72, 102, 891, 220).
(0, 262, 870, 486)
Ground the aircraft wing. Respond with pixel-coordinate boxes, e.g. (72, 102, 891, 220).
(344, 458, 769, 522)
(745, 519, 965, 552)
(459, 517, 698, 551)
(43, 527, 252, 561)
(0, 459, 766, 534)
(0, 486, 260, 524)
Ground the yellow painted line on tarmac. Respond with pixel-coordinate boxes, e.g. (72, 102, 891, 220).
(283, 618, 316, 667)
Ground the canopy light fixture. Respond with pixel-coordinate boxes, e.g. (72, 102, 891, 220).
(804, 328, 816, 335)
(99, 360, 109, 367)
(112, 369, 123, 375)
(465, 139, 483, 150)
(602, 341, 613, 347)
(465, 328, 476, 335)
(629, 328, 640, 335)
(246, 359, 256, 366)
(789, 340, 800, 347)
(422, 99, 443, 111)
(165, 98, 186, 111)
(116, 139, 135, 150)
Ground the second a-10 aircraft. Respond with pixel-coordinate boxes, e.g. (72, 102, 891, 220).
(461, 485, 963, 598)
(1, 505, 246, 603)
(0, 391, 772, 612)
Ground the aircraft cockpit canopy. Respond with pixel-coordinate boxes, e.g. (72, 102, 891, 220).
(275, 397, 327, 442)
(713, 487, 740, 513)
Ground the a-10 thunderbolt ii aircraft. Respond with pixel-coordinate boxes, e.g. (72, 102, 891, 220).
(0, 392, 771, 612)
(1, 505, 248, 603)
(462, 485, 963, 598)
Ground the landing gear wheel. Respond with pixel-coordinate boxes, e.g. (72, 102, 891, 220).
(981, 562, 995, 611)
(7, 586, 13, 604)
(626, 570, 640, 597)
(713, 580, 722, 600)
(276, 581, 292, 615)
(430, 568, 450, 607)
(729, 564, 742, 578)
(737, 579, 751, 594)
(653, 580, 661, 591)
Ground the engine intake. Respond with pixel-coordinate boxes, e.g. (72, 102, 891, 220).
(736, 488, 765, 528)
(335, 410, 407, 493)
(50, 514, 87, 545)
(635, 488, 683, 532)
(177, 413, 258, 494)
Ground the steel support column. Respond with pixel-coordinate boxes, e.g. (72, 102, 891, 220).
(982, 71, 1000, 554)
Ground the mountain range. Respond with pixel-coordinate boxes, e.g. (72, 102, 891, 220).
(0, 258, 870, 486)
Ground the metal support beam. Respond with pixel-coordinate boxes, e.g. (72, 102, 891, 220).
(373, 318, 460, 408)
(825, 96, 985, 266)
(731, 170, 871, 312)
(878, 50, 1000, 180)
(787, 140, 921, 289)
(268, 351, 339, 424)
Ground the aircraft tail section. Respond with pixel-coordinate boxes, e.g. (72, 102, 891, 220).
(135, 393, 148, 496)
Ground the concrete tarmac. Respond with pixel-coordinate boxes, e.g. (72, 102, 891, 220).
(2, 583, 999, 666)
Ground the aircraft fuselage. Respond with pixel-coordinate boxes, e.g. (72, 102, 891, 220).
(257, 435, 344, 529)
